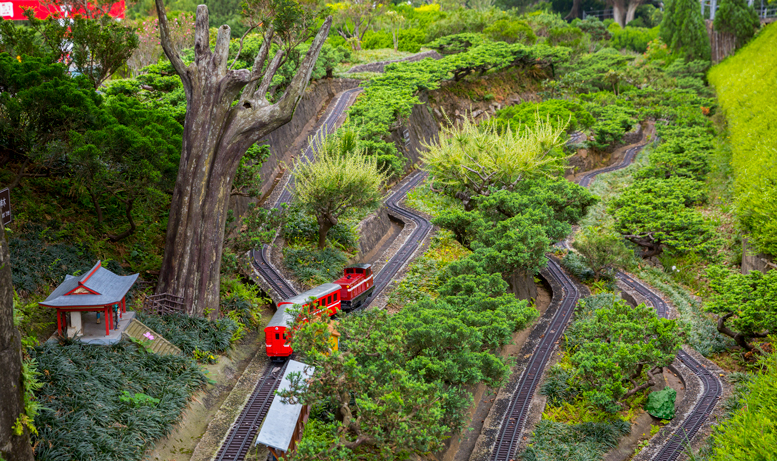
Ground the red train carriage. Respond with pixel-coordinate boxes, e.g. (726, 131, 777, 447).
(334, 264, 374, 311)
(265, 283, 341, 361)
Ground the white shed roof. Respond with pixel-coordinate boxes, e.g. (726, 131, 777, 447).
(255, 360, 316, 451)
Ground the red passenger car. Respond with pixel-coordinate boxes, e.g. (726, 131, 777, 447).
(333, 264, 374, 311)
(265, 283, 341, 361)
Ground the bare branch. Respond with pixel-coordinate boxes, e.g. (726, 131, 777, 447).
(254, 50, 285, 101)
(276, 16, 333, 113)
(154, 0, 190, 90)
(241, 28, 274, 100)
(213, 25, 231, 77)
(229, 25, 257, 71)
(194, 5, 211, 63)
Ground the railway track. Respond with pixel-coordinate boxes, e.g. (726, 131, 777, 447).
(362, 170, 433, 306)
(214, 362, 288, 461)
(491, 258, 580, 461)
(491, 135, 721, 461)
(616, 273, 722, 461)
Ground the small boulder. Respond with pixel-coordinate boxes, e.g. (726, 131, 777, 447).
(646, 387, 677, 420)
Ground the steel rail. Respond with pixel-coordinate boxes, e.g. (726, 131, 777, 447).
(214, 362, 288, 461)
(616, 273, 722, 461)
(491, 258, 580, 461)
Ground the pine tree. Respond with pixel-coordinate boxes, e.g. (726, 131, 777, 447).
(660, 0, 712, 61)
(714, 0, 760, 48)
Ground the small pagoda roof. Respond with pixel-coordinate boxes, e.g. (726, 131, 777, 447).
(256, 360, 316, 451)
(39, 261, 138, 308)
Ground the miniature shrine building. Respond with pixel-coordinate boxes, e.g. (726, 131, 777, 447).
(39, 261, 138, 338)
(256, 360, 316, 460)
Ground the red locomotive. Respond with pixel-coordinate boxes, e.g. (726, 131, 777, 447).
(333, 263, 374, 310)
(264, 264, 374, 361)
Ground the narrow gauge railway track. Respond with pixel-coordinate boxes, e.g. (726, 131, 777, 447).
(214, 362, 289, 461)
(491, 135, 721, 461)
(362, 170, 433, 307)
(616, 273, 722, 461)
(491, 259, 580, 461)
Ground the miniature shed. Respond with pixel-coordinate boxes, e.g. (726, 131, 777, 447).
(39, 261, 138, 339)
(256, 360, 316, 460)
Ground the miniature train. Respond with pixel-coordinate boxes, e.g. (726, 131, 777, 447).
(265, 264, 374, 361)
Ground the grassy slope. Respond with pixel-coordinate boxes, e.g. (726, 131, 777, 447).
(708, 23, 777, 255)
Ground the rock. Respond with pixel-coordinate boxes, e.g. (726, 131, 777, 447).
(646, 387, 676, 420)
(579, 149, 588, 159)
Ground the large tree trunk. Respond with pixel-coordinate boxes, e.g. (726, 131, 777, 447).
(0, 226, 35, 461)
(625, 0, 644, 25)
(612, 0, 627, 28)
(565, 0, 582, 20)
(154, 1, 332, 317)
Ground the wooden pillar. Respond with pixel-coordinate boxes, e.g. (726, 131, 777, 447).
(105, 307, 110, 336)
(56, 310, 62, 336)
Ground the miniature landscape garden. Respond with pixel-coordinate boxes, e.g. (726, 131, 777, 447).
(0, 0, 776, 460)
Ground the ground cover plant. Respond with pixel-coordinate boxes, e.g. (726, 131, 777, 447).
(708, 23, 777, 256)
(135, 312, 238, 361)
(30, 340, 207, 461)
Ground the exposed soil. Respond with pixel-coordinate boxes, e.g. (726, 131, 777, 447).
(440, 282, 553, 461)
(143, 329, 268, 461)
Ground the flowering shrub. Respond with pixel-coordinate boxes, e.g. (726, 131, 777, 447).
(127, 13, 194, 75)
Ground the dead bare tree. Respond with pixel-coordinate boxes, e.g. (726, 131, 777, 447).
(153, 0, 332, 317)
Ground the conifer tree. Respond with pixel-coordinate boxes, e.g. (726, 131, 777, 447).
(714, 0, 760, 48)
(660, 0, 711, 61)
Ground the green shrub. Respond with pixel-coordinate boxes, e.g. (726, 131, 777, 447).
(713, 0, 760, 49)
(427, 33, 488, 55)
(708, 23, 777, 255)
(283, 246, 349, 286)
(484, 19, 537, 44)
(31, 340, 207, 461)
(135, 313, 238, 361)
(494, 99, 595, 133)
(282, 204, 357, 249)
(609, 25, 660, 53)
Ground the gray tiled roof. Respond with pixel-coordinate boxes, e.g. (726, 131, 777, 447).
(40, 261, 139, 308)
(255, 360, 316, 451)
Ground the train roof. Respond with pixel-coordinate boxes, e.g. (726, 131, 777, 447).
(277, 283, 341, 307)
(348, 263, 371, 270)
(266, 305, 295, 329)
(255, 360, 316, 451)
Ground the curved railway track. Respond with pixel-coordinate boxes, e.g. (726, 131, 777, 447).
(491, 258, 580, 461)
(616, 273, 722, 461)
(491, 137, 722, 461)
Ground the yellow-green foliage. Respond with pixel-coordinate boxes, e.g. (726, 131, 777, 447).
(711, 351, 777, 460)
(709, 24, 777, 255)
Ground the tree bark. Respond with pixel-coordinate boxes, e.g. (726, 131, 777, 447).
(0, 225, 35, 461)
(108, 198, 136, 242)
(565, 0, 582, 20)
(717, 312, 756, 352)
(625, 0, 644, 25)
(88, 188, 104, 228)
(317, 214, 335, 249)
(611, 0, 627, 27)
(154, 1, 332, 317)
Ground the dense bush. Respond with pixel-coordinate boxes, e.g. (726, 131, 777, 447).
(713, 0, 760, 49)
(483, 19, 537, 44)
(31, 340, 206, 461)
(345, 41, 568, 168)
(9, 224, 127, 296)
(135, 312, 238, 361)
(708, 23, 777, 255)
(608, 24, 660, 53)
(660, 0, 711, 61)
(283, 246, 349, 286)
(493, 99, 595, 133)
